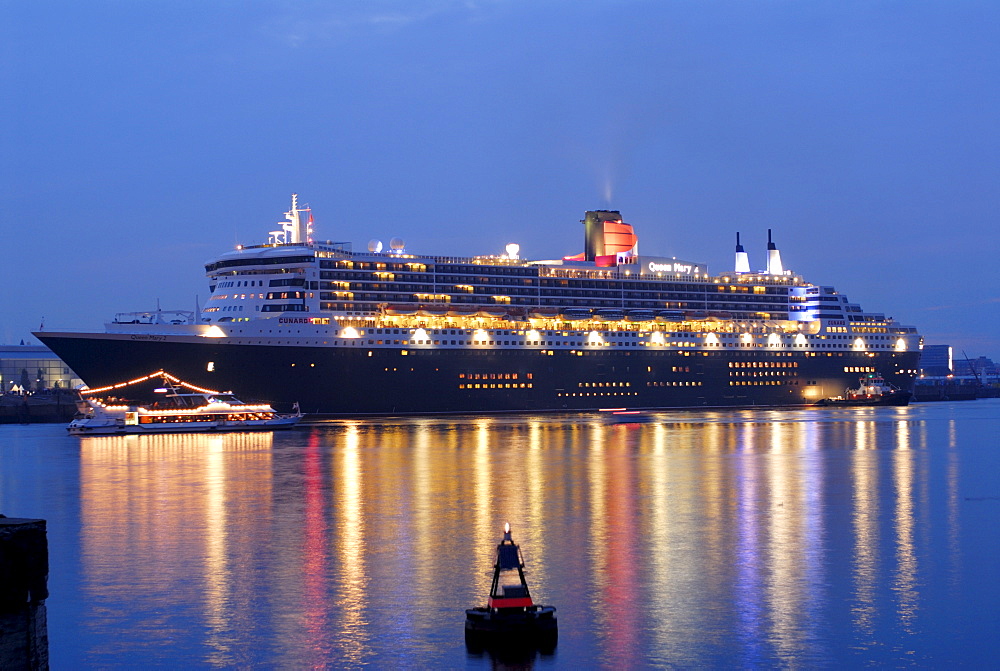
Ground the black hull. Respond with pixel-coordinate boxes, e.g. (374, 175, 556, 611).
(816, 391, 912, 407)
(66, 423, 300, 435)
(465, 608, 558, 635)
(465, 607, 557, 653)
(36, 333, 921, 416)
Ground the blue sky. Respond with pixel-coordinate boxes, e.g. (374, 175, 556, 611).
(2, 1, 998, 358)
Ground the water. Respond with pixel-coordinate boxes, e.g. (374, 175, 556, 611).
(2, 401, 999, 668)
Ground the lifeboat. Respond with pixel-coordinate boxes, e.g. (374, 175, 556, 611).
(559, 308, 592, 321)
(385, 304, 418, 316)
(655, 310, 685, 322)
(447, 304, 478, 317)
(594, 308, 625, 321)
(478, 306, 508, 318)
(465, 523, 557, 650)
(418, 304, 450, 317)
(528, 307, 560, 319)
(625, 309, 655, 322)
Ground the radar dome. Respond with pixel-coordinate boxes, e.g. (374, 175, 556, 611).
(389, 237, 405, 252)
(368, 239, 383, 253)
(505, 243, 520, 258)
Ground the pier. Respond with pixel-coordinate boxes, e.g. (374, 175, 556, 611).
(0, 517, 49, 670)
(0, 393, 77, 424)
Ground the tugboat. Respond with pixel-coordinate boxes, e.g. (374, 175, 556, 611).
(817, 372, 912, 407)
(465, 523, 557, 651)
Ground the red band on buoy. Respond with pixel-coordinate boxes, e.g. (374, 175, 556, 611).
(488, 597, 534, 608)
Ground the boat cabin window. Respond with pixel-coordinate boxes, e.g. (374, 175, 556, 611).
(170, 395, 206, 408)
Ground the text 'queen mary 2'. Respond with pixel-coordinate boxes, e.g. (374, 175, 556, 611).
(36, 195, 922, 415)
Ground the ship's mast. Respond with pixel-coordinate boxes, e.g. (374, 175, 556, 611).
(269, 194, 310, 244)
(286, 193, 304, 244)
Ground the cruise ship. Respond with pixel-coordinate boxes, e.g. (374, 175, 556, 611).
(36, 195, 922, 414)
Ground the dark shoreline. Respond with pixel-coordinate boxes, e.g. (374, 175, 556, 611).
(0, 394, 77, 424)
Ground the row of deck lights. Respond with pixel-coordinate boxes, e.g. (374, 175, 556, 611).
(333, 326, 909, 351)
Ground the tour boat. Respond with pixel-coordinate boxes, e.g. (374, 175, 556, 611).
(465, 523, 557, 650)
(67, 371, 301, 435)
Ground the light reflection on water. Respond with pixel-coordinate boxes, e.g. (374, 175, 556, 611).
(3, 401, 1000, 667)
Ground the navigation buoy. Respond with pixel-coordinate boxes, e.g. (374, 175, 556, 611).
(465, 523, 557, 651)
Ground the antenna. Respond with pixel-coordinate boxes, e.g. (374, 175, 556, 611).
(273, 194, 308, 245)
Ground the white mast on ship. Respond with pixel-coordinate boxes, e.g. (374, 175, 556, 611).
(269, 194, 311, 244)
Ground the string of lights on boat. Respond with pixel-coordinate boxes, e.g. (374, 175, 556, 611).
(80, 370, 221, 395)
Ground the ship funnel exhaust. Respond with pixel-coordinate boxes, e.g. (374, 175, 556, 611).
(766, 228, 784, 275)
(734, 232, 750, 273)
(582, 210, 638, 263)
(583, 210, 618, 261)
